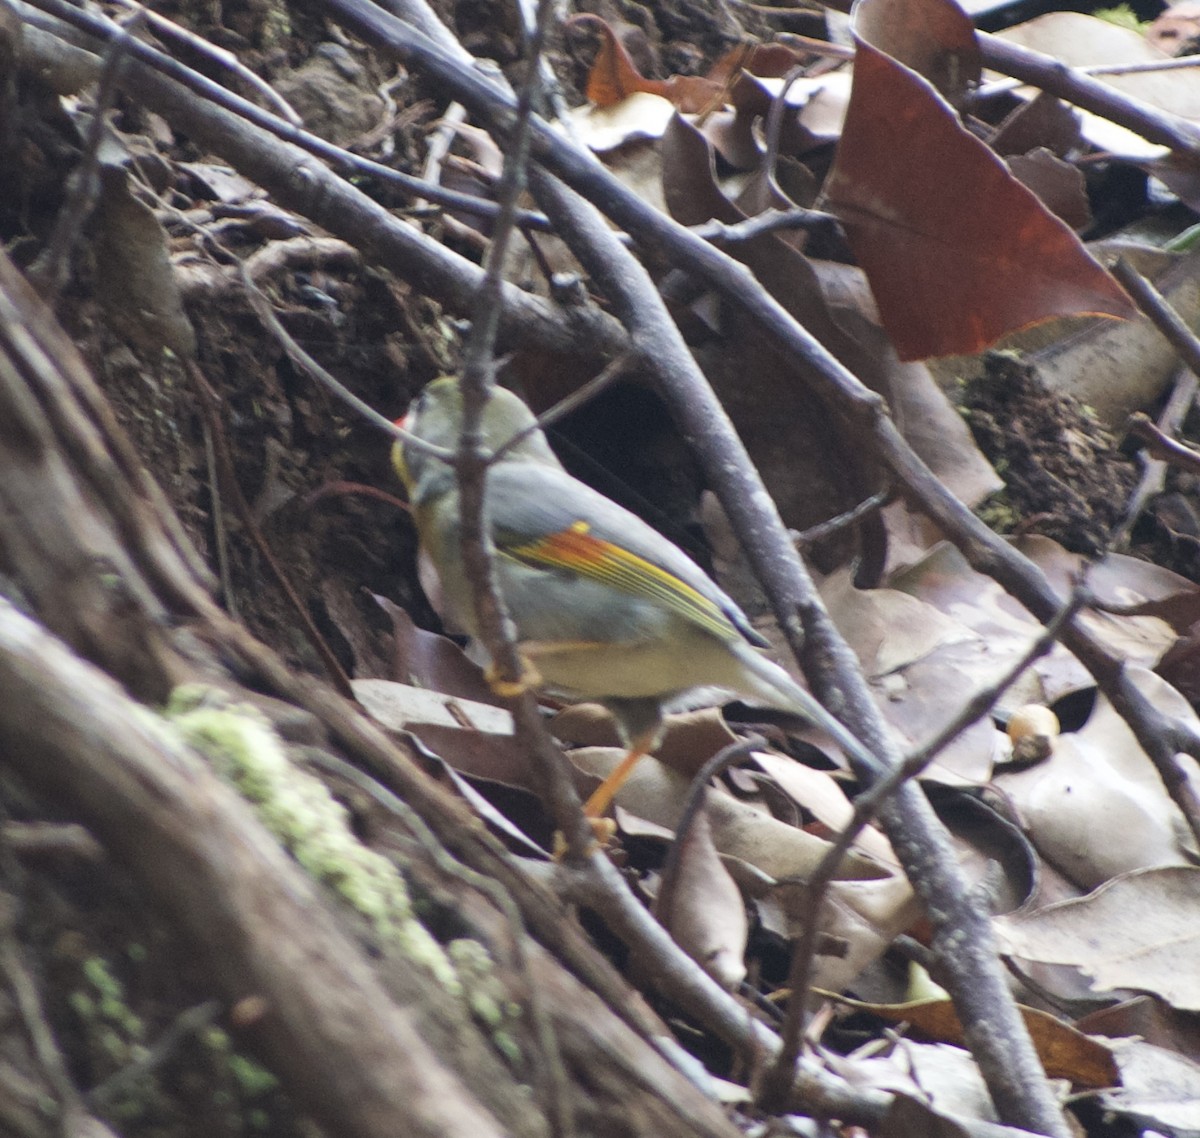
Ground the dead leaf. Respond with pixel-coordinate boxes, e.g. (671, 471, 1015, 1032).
(825, 10, 1134, 360)
(851, 0, 981, 106)
(353, 678, 542, 794)
(995, 669, 1200, 889)
(655, 807, 748, 989)
(833, 992, 1118, 1087)
(569, 747, 891, 882)
(823, 1040, 998, 1122)
(569, 14, 723, 112)
(995, 866, 1200, 1010)
(1097, 1036, 1200, 1135)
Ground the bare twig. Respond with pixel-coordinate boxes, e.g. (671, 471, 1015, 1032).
(763, 65, 806, 179)
(793, 488, 891, 547)
(1114, 257, 1200, 380)
(1128, 411, 1200, 475)
(111, 0, 302, 123)
(492, 349, 638, 462)
(447, 0, 599, 870)
(186, 361, 355, 699)
(18, 0, 553, 232)
(691, 207, 844, 246)
(232, 259, 454, 460)
(0, 893, 83, 1116)
(87, 1001, 223, 1109)
(1113, 369, 1198, 549)
(976, 30, 1200, 154)
(433, 6, 581, 1129)
(26, 9, 144, 302)
(654, 736, 764, 922)
(760, 582, 1087, 1108)
(976, 53, 1200, 102)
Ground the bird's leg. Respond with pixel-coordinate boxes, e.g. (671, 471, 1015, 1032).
(581, 744, 651, 819)
(553, 699, 662, 857)
(553, 745, 647, 859)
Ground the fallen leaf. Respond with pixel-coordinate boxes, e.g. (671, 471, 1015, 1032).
(655, 807, 748, 988)
(833, 992, 1118, 1087)
(1098, 1035, 1200, 1134)
(995, 866, 1200, 1010)
(825, 7, 1134, 359)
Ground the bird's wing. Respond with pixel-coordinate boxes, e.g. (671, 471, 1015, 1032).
(487, 463, 767, 647)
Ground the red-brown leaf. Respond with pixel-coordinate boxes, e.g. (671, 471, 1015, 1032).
(824, 31, 1134, 360)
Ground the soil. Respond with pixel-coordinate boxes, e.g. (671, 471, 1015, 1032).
(961, 352, 1138, 556)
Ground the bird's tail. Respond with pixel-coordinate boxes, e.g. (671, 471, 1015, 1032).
(730, 643, 885, 777)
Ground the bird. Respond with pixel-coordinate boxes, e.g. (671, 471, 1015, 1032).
(392, 376, 880, 820)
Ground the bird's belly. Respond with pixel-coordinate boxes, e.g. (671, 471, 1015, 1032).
(526, 636, 707, 701)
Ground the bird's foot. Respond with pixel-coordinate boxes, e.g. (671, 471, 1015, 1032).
(552, 816, 617, 861)
(485, 657, 542, 698)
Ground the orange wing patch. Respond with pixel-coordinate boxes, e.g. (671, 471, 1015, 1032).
(504, 521, 735, 640)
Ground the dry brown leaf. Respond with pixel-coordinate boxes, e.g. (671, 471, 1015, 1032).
(832, 992, 1118, 1088)
(568, 746, 892, 883)
(995, 866, 1200, 1010)
(655, 808, 748, 989)
(995, 668, 1200, 889)
(825, 28, 1134, 360)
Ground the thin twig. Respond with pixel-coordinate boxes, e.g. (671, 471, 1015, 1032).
(654, 736, 763, 922)
(492, 349, 638, 462)
(200, 413, 238, 616)
(0, 893, 84, 1115)
(762, 65, 806, 180)
(87, 1000, 223, 1108)
(691, 207, 844, 247)
(1112, 369, 1198, 549)
(234, 259, 455, 462)
(26, 9, 145, 303)
(976, 52, 1200, 101)
(1113, 256, 1200, 379)
(18, 0, 553, 232)
(977, 30, 1200, 154)
(760, 582, 1087, 1109)
(1128, 412, 1200, 475)
(793, 488, 891, 548)
(186, 360, 355, 699)
(111, 0, 302, 123)
(438, 4, 580, 1130)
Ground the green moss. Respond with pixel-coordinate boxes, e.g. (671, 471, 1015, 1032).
(1094, 4, 1147, 31)
(227, 1053, 280, 1097)
(165, 686, 459, 992)
(74, 956, 145, 1049)
(448, 938, 522, 1065)
(975, 493, 1020, 533)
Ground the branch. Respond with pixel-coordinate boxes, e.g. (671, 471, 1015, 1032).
(0, 602, 509, 1138)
